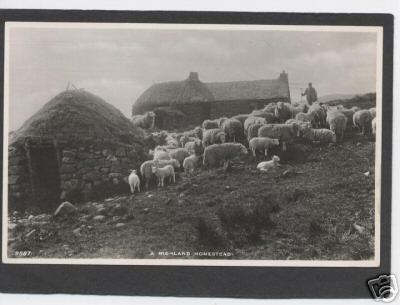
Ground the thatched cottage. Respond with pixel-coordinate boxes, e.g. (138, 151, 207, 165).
(8, 89, 148, 211)
(132, 71, 291, 128)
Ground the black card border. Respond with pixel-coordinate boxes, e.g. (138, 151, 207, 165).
(0, 9, 393, 298)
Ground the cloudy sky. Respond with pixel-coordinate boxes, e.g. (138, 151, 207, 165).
(7, 25, 378, 130)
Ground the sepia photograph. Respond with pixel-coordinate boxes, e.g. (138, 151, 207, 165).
(2, 22, 383, 266)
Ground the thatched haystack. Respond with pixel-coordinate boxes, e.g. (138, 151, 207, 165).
(8, 89, 148, 211)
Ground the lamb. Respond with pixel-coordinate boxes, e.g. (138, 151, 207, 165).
(128, 169, 140, 194)
(353, 109, 373, 135)
(203, 143, 248, 169)
(301, 128, 337, 144)
(258, 123, 300, 151)
(202, 119, 219, 130)
(168, 148, 190, 169)
(244, 116, 267, 136)
(140, 160, 156, 189)
(249, 137, 280, 157)
(151, 165, 175, 187)
(183, 154, 200, 175)
(372, 117, 377, 135)
(326, 110, 347, 141)
(221, 118, 243, 142)
(257, 155, 280, 172)
(247, 123, 265, 142)
(231, 114, 250, 125)
(131, 111, 155, 129)
(250, 110, 276, 123)
(369, 107, 376, 118)
(202, 128, 226, 147)
(274, 102, 294, 123)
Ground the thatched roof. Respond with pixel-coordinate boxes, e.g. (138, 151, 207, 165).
(132, 72, 290, 114)
(11, 89, 144, 146)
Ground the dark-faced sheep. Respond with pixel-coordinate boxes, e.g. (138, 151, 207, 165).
(274, 102, 294, 123)
(326, 110, 347, 141)
(353, 109, 373, 135)
(221, 118, 243, 142)
(203, 143, 248, 170)
(202, 119, 219, 130)
(132, 111, 155, 129)
(202, 128, 226, 147)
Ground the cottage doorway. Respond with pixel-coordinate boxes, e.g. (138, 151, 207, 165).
(29, 145, 61, 210)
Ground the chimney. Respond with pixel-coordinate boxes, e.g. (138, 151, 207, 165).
(279, 70, 288, 82)
(188, 72, 199, 81)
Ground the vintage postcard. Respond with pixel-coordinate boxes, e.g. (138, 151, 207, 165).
(2, 21, 383, 267)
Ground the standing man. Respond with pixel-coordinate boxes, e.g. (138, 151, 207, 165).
(302, 82, 318, 105)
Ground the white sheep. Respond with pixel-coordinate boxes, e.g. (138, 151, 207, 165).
(151, 164, 175, 187)
(156, 158, 181, 169)
(295, 112, 317, 124)
(140, 160, 156, 189)
(372, 117, 377, 135)
(202, 128, 226, 147)
(258, 123, 300, 151)
(153, 147, 171, 161)
(128, 169, 140, 194)
(203, 143, 248, 170)
(301, 128, 337, 144)
(369, 107, 376, 118)
(326, 110, 347, 142)
(183, 154, 200, 175)
(257, 155, 280, 172)
(353, 109, 373, 135)
(249, 137, 280, 157)
(244, 116, 267, 136)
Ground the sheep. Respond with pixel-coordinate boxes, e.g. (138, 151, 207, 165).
(258, 123, 300, 151)
(216, 117, 229, 128)
(151, 165, 175, 187)
(308, 103, 326, 128)
(184, 139, 204, 156)
(295, 112, 317, 125)
(326, 110, 347, 141)
(250, 110, 276, 123)
(262, 102, 277, 114)
(372, 117, 377, 135)
(244, 116, 267, 136)
(153, 147, 171, 161)
(132, 111, 155, 129)
(247, 123, 265, 142)
(221, 118, 243, 142)
(140, 160, 156, 189)
(203, 143, 248, 170)
(202, 119, 219, 130)
(274, 102, 294, 123)
(179, 135, 197, 148)
(168, 148, 190, 169)
(156, 158, 181, 170)
(301, 128, 337, 144)
(249, 137, 280, 157)
(128, 169, 140, 194)
(231, 114, 250, 125)
(337, 108, 356, 129)
(351, 106, 360, 112)
(257, 155, 281, 172)
(285, 119, 312, 131)
(369, 107, 376, 118)
(353, 109, 373, 135)
(202, 128, 226, 147)
(183, 154, 200, 175)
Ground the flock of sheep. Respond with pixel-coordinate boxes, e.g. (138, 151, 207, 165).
(128, 101, 377, 193)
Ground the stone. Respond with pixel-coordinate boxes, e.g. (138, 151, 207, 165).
(60, 164, 76, 174)
(8, 223, 18, 230)
(77, 152, 91, 160)
(62, 157, 76, 164)
(96, 207, 107, 216)
(54, 201, 77, 217)
(28, 215, 34, 221)
(8, 175, 21, 185)
(82, 172, 96, 181)
(115, 223, 125, 228)
(110, 204, 128, 216)
(115, 147, 126, 157)
(73, 228, 81, 236)
(112, 178, 120, 185)
(109, 173, 121, 178)
(63, 150, 76, 158)
(93, 215, 106, 221)
(100, 167, 110, 174)
(8, 165, 25, 175)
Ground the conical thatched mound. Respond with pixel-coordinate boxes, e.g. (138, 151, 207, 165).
(13, 89, 144, 144)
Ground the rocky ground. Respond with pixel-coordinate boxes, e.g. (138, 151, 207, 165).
(7, 132, 376, 261)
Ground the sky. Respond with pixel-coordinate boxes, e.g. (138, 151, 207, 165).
(7, 25, 378, 130)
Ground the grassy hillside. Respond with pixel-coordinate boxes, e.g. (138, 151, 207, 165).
(323, 92, 376, 109)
